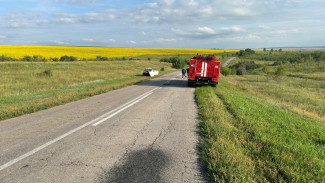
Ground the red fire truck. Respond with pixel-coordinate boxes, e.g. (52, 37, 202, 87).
(187, 55, 221, 87)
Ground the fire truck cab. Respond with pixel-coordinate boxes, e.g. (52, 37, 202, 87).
(187, 55, 221, 87)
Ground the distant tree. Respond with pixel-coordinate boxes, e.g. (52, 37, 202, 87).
(69, 56, 78, 61)
(262, 65, 272, 81)
(244, 48, 255, 54)
(273, 65, 286, 82)
(221, 67, 231, 76)
(60, 55, 77, 61)
(33, 55, 46, 61)
(50, 57, 59, 62)
(1, 55, 16, 61)
(271, 48, 274, 52)
(22, 56, 32, 61)
(236, 65, 246, 75)
(60, 55, 70, 61)
(96, 56, 109, 61)
(263, 48, 266, 52)
(171, 57, 185, 69)
(279, 48, 283, 52)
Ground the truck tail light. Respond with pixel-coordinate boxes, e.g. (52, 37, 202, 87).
(215, 65, 219, 69)
(190, 64, 195, 67)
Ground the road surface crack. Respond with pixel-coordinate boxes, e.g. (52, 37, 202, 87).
(60, 160, 105, 172)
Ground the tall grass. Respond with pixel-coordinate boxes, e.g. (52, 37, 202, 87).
(0, 61, 174, 121)
(196, 79, 325, 182)
(227, 72, 325, 122)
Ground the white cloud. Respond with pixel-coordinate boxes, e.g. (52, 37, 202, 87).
(160, 0, 175, 6)
(155, 38, 179, 42)
(197, 27, 215, 34)
(232, 7, 256, 16)
(51, 40, 66, 44)
(108, 38, 116, 42)
(145, 3, 158, 8)
(50, 0, 98, 5)
(258, 25, 271, 30)
(220, 26, 243, 33)
(51, 9, 116, 24)
(55, 17, 77, 23)
(127, 40, 136, 44)
(82, 38, 94, 42)
(8, 23, 33, 28)
(228, 34, 262, 42)
(0, 35, 7, 39)
(272, 29, 299, 35)
(172, 26, 243, 39)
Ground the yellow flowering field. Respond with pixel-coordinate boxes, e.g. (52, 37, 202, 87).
(0, 45, 238, 60)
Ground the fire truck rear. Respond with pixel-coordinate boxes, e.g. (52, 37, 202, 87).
(187, 55, 221, 87)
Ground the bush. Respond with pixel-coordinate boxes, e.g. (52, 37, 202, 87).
(221, 67, 231, 76)
(33, 55, 46, 61)
(236, 65, 246, 75)
(172, 58, 186, 69)
(229, 61, 262, 75)
(160, 58, 170, 62)
(231, 68, 237, 75)
(22, 56, 33, 61)
(0, 55, 16, 61)
(274, 65, 286, 77)
(60, 55, 78, 61)
(21, 55, 47, 61)
(238, 48, 255, 57)
(50, 57, 59, 62)
(37, 69, 53, 77)
(160, 57, 186, 69)
(160, 67, 165, 71)
(96, 56, 109, 61)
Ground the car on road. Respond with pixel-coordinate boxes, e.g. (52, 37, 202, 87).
(143, 68, 159, 77)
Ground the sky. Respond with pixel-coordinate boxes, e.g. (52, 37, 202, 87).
(0, 0, 324, 49)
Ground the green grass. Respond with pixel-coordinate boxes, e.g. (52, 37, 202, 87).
(0, 60, 175, 121)
(198, 52, 325, 182)
(196, 79, 325, 182)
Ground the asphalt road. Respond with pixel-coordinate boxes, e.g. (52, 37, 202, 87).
(0, 72, 209, 183)
(222, 57, 237, 67)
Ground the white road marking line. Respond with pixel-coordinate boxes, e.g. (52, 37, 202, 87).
(0, 119, 94, 172)
(0, 85, 164, 172)
(92, 91, 153, 126)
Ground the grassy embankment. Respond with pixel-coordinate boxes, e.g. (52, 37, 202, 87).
(196, 51, 325, 182)
(0, 60, 174, 121)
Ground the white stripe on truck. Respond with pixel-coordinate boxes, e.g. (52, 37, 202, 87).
(201, 62, 204, 77)
(204, 62, 207, 77)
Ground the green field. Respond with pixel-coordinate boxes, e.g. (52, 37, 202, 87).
(0, 60, 174, 121)
(197, 50, 325, 182)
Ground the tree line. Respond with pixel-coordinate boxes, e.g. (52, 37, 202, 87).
(236, 49, 325, 64)
(0, 55, 146, 62)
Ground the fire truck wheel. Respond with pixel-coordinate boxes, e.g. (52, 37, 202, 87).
(210, 84, 217, 87)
